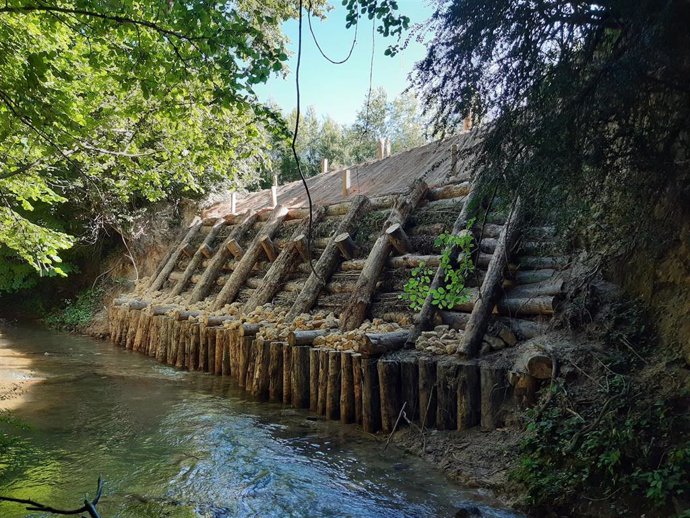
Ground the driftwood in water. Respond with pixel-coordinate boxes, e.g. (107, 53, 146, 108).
(480, 366, 511, 430)
(213, 205, 288, 309)
(148, 220, 203, 293)
(170, 219, 225, 298)
(378, 358, 402, 433)
(244, 207, 325, 312)
(340, 179, 427, 331)
(268, 341, 284, 401)
(418, 356, 437, 428)
(287, 195, 371, 320)
(291, 345, 310, 409)
(408, 174, 481, 346)
(361, 358, 381, 433)
(189, 211, 257, 303)
(340, 352, 355, 424)
(326, 350, 341, 420)
(463, 197, 523, 358)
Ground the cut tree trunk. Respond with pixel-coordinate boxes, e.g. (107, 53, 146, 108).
(361, 358, 381, 433)
(291, 345, 310, 409)
(169, 218, 225, 298)
(188, 211, 257, 303)
(244, 207, 325, 312)
(480, 366, 510, 430)
(147, 220, 203, 294)
(287, 195, 371, 320)
(340, 179, 428, 331)
(268, 341, 284, 401)
(378, 358, 402, 433)
(418, 356, 437, 428)
(326, 350, 341, 420)
(462, 197, 523, 358)
(340, 352, 355, 424)
(213, 205, 289, 309)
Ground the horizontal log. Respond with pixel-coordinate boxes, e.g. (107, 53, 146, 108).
(150, 304, 176, 316)
(341, 254, 442, 271)
(386, 223, 412, 255)
(427, 182, 470, 201)
(239, 323, 265, 337)
(204, 315, 236, 326)
(496, 296, 557, 316)
(260, 236, 279, 262)
(472, 223, 503, 238)
(335, 232, 358, 260)
(112, 297, 149, 310)
(515, 256, 568, 270)
(513, 269, 555, 284)
(507, 279, 564, 299)
(288, 329, 331, 346)
(360, 331, 410, 357)
(496, 317, 546, 339)
(173, 309, 204, 321)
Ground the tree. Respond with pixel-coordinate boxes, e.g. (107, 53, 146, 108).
(0, 0, 331, 285)
(412, 0, 690, 258)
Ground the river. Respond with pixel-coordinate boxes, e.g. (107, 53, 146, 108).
(0, 325, 518, 517)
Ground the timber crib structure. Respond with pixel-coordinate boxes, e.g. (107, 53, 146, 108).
(109, 135, 568, 433)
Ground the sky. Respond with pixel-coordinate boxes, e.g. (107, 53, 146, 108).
(254, 1, 434, 125)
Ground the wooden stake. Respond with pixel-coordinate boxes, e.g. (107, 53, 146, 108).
(259, 235, 279, 262)
(326, 350, 341, 420)
(334, 232, 358, 260)
(378, 358, 402, 433)
(309, 348, 320, 412)
(268, 341, 284, 401)
(480, 366, 510, 430)
(291, 346, 311, 409)
(340, 352, 355, 424)
(385, 223, 411, 255)
(352, 353, 363, 425)
(400, 355, 419, 422)
(361, 358, 381, 433)
(282, 345, 292, 405)
(317, 349, 329, 415)
(418, 356, 437, 428)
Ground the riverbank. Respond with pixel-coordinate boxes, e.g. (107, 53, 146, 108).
(0, 330, 43, 411)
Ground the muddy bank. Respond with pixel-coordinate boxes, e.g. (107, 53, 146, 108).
(0, 330, 43, 411)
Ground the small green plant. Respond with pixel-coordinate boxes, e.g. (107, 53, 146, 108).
(44, 285, 105, 332)
(400, 222, 475, 311)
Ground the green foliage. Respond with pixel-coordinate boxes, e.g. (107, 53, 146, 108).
(342, 0, 410, 55)
(401, 226, 475, 311)
(43, 285, 105, 332)
(413, 0, 690, 262)
(512, 377, 690, 515)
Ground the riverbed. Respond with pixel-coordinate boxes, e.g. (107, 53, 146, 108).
(0, 325, 518, 517)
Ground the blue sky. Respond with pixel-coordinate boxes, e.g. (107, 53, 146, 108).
(254, 1, 434, 125)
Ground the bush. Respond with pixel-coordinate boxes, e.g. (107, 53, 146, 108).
(43, 286, 105, 332)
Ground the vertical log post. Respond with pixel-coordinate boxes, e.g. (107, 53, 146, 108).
(457, 362, 481, 430)
(291, 346, 311, 409)
(309, 348, 321, 412)
(399, 355, 420, 422)
(340, 352, 355, 424)
(418, 356, 437, 428)
(282, 345, 292, 405)
(326, 350, 341, 420)
(480, 366, 511, 430)
(317, 349, 329, 415)
(361, 358, 382, 433)
(378, 357, 402, 433)
(352, 353, 363, 425)
(268, 341, 284, 401)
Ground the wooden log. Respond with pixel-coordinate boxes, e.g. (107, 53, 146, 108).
(287, 195, 371, 320)
(288, 329, 330, 347)
(515, 256, 568, 270)
(205, 315, 236, 326)
(252, 339, 271, 399)
(340, 179, 428, 331)
(480, 366, 511, 430)
(180, 243, 194, 258)
(113, 297, 150, 310)
(512, 372, 539, 408)
(437, 311, 471, 331)
(385, 223, 412, 255)
(244, 207, 325, 312)
(352, 353, 363, 425)
(291, 234, 309, 262)
(268, 341, 284, 401)
(334, 232, 358, 260)
(169, 319, 180, 366)
(213, 327, 223, 375)
(513, 269, 555, 284)
(189, 211, 257, 303)
(457, 363, 480, 431)
(436, 357, 459, 430)
(408, 173, 482, 345)
(221, 330, 231, 376)
(150, 304, 176, 316)
(200, 326, 211, 371)
(213, 205, 289, 309)
(399, 355, 419, 422)
(147, 220, 203, 293)
(326, 350, 341, 420)
(496, 296, 556, 316)
(340, 352, 355, 424)
(317, 349, 329, 415)
(507, 279, 564, 298)
(291, 346, 311, 409)
(378, 358, 402, 433)
(309, 348, 320, 412)
(526, 353, 554, 379)
(244, 341, 257, 390)
(427, 182, 470, 201)
(225, 239, 244, 259)
(169, 219, 225, 298)
(496, 317, 546, 339)
(175, 321, 187, 369)
(361, 358, 381, 433)
(463, 197, 523, 357)
(259, 235, 279, 262)
(418, 356, 437, 428)
(360, 331, 410, 357)
(125, 311, 141, 350)
(341, 254, 442, 271)
(238, 337, 251, 388)
(189, 323, 201, 370)
(282, 345, 292, 404)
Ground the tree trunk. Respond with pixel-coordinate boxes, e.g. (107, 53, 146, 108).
(340, 179, 428, 331)
(463, 197, 523, 357)
(170, 218, 225, 298)
(287, 195, 371, 320)
(244, 207, 326, 312)
(213, 205, 288, 309)
(480, 366, 510, 430)
(189, 211, 258, 303)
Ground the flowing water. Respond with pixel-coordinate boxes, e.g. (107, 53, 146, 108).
(0, 325, 518, 518)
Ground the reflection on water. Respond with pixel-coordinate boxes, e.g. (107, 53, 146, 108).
(0, 326, 518, 517)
